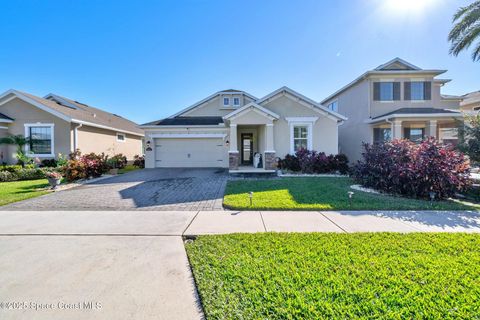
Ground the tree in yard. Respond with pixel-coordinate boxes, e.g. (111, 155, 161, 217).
(457, 114, 480, 164)
(0, 134, 32, 167)
(448, 1, 480, 61)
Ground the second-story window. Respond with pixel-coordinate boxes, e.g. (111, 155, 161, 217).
(328, 101, 338, 112)
(233, 97, 240, 106)
(223, 97, 230, 106)
(405, 81, 431, 101)
(374, 82, 400, 101)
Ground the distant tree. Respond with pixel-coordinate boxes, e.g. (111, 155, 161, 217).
(457, 114, 480, 164)
(448, 1, 480, 61)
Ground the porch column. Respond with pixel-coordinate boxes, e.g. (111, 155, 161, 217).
(392, 120, 402, 139)
(427, 120, 437, 139)
(264, 123, 276, 170)
(228, 124, 239, 170)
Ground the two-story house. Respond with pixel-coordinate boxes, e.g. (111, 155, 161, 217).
(321, 58, 463, 162)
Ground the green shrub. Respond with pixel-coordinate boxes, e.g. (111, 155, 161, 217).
(0, 171, 17, 182)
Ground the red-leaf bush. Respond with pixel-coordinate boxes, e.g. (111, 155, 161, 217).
(278, 149, 349, 174)
(352, 138, 472, 199)
(133, 155, 145, 168)
(62, 150, 109, 181)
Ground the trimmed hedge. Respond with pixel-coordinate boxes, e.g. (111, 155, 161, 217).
(279, 149, 349, 174)
(352, 138, 472, 200)
(0, 168, 46, 182)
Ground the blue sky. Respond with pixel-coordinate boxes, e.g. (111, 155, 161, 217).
(0, 0, 477, 124)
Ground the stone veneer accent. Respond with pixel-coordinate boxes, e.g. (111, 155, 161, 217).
(229, 152, 239, 170)
(264, 152, 277, 170)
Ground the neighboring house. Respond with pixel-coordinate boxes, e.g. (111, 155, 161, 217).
(141, 87, 346, 170)
(460, 91, 480, 114)
(321, 58, 463, 162)
(0, 89, 144, 164)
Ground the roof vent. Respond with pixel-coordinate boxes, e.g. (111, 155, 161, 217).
(93, 113, 97, 118)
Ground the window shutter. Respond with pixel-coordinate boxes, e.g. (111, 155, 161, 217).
(393, 82, 400, 100)
(373, 82, 380, 101)
(404, 128, 410, 140)
(404, 82, 411, 100)
(424, 81, 431, 100)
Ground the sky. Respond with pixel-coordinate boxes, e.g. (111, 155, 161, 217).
(0, 0, 478, 124)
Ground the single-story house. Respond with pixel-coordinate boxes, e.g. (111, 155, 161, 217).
(141, 87, 347, 171)
(0, 89, 144, 164)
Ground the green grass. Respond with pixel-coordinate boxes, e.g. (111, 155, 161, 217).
(0, 179, 50, 206)
(186, 233, 480, 319)
(224, 177, 480, 211)
(118, 164, 141, 174)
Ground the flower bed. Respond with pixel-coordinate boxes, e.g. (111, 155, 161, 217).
(278, 149, 349, 174)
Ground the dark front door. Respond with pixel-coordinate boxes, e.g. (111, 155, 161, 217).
(241, 133, 253, 165)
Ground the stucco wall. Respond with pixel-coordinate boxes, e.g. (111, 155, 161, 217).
(182, 95, 254, 117)
(76, 125, 143, 160)
(262, 96, 339, 158)
(0, 98, 72, 163)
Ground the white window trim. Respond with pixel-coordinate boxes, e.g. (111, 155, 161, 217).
(24, 123, 55, 157)
(116, 132, 126, 142)
(233, 97, 240, 106)
(327, 100, 338, 112)
(223, 97, 230, 106)
(289, 121, 313, 154)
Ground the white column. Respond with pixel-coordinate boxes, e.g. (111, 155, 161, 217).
(427, 120, 437, 138)
(265, 123, 274, 152)
(229, 124, 238, 152)
(392, 120, 402, 139)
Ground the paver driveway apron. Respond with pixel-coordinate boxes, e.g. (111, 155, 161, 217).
(1, 168, 228, 211)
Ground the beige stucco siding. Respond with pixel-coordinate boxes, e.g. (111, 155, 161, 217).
(0, 98, 71, 163)
(262, 96, 339, 157)
(183, 95, 254, 117)
(76, 125, 143, 160)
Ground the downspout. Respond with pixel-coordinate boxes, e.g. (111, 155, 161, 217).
(73, 123, 82, 152)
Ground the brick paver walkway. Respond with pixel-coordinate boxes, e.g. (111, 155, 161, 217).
(1, 168, 228, 211)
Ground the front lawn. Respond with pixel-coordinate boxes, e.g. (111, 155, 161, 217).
(186, 233, 480, 319)
(224, 177, 479, 210)
(0, 179, 50, 206)
(118, 164, 141, 174)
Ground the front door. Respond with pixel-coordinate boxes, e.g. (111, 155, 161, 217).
(241, 133, 253, 165)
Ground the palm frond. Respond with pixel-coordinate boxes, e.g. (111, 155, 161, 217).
(450, 22, 480, 56)
(473, 39, 480, 61)
(449, 1, 480, 60)
(448, 5, 480, 42)
(452, 0, 480, 22)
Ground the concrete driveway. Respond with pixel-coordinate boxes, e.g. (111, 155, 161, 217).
(1, 168, 228, 211)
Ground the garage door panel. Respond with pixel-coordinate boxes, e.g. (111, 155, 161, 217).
(155, 138, 227, 168)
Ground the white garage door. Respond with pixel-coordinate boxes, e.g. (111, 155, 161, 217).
(155, 138, 226, 168)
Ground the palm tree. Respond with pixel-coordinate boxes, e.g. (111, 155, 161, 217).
(449, 1, 480, 61)
(0, 134, 31, 166)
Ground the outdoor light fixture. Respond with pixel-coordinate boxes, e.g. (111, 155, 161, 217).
(249, 191, 253, 206)
(348, 191, 354, 207)
(429, 191, 436, 206)
(225, 140, 230, 146)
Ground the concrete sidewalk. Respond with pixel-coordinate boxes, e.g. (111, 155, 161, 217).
(1, 210, 479, 235)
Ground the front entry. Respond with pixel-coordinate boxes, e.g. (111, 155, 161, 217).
(241, 133, 253, 165)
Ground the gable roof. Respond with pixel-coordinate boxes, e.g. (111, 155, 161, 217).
(170, 89, 258, 118)
(257, 86, 347, 121)
(320, 58, 447, 104)
(374, 57, 421, 71)
(0, 89, 144, 136)
(142, 116, 224, 126)
(223, 102, 280, 121)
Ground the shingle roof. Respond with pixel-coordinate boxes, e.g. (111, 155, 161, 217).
(142, 116, 224, 126)
(0, 112, 13, 121)
(372, 107, 461, 119)
(461, 91, 480, 106)
(14, 91, 143, 135)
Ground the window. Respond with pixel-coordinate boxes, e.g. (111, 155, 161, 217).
(410, 82, 425, 100)
(373, 128, 392, 143)
(439, 128, 458, 142)
(116, 133, 126, 142)
(379, 82, 394, 101)
(223, 97, 230, 106)
(25, 124, 54, 156)
(328, 101, 338, 112)
(233, 97, 240, 106)
(404, 128, 425, 143)
(293, 126, 309, 152)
